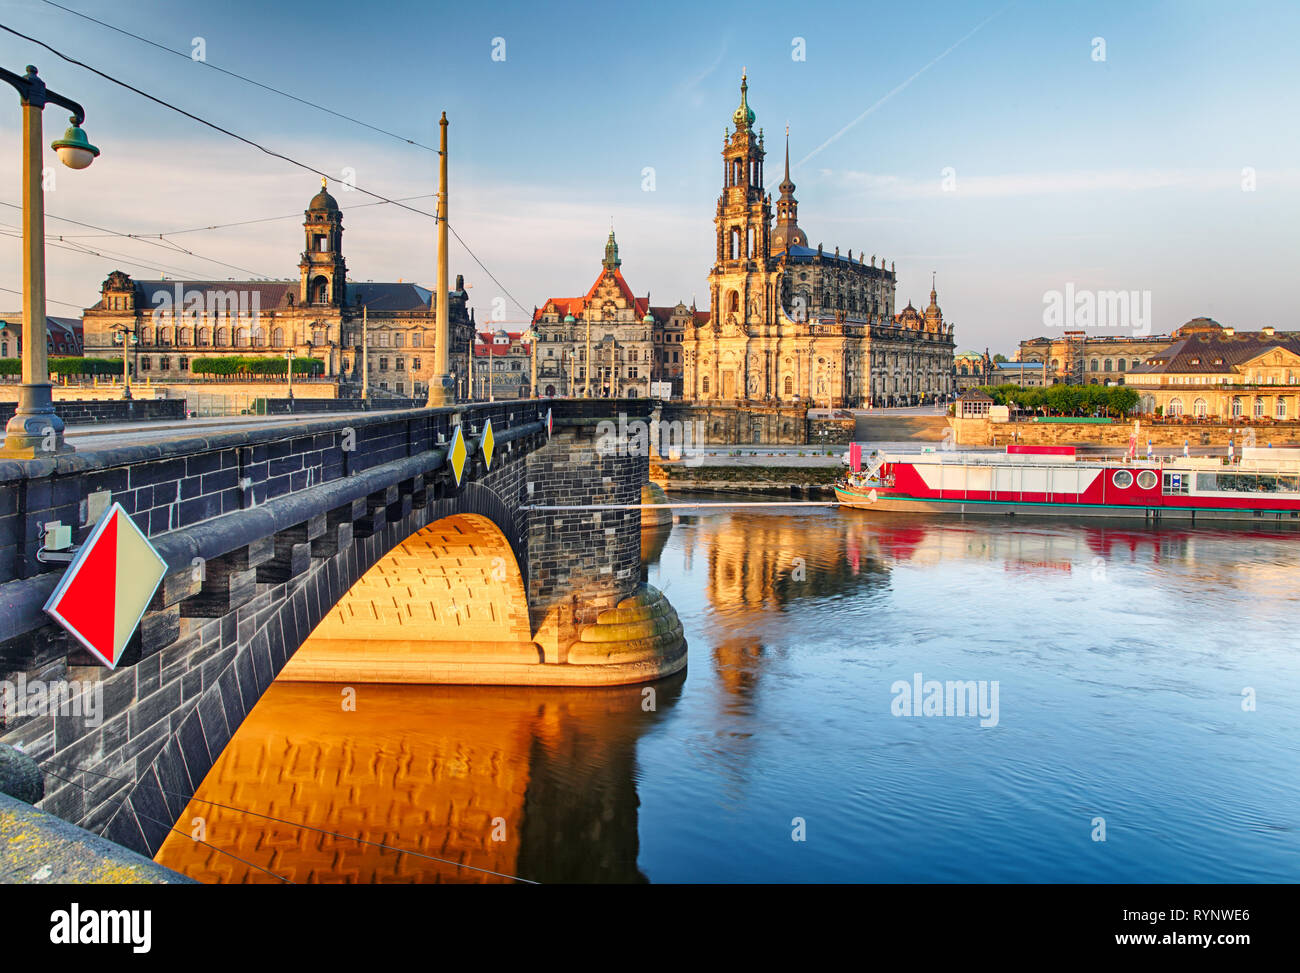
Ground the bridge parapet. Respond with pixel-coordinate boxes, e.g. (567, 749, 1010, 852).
(0, 399, 684, 855)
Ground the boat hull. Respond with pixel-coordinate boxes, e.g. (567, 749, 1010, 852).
(834, 486, 1300, 522)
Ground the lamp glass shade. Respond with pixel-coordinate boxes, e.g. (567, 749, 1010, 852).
(51, 123, 100, 170)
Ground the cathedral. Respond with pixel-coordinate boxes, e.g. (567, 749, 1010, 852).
(683, 75, 955, 407)
(83, 183, 475, 400)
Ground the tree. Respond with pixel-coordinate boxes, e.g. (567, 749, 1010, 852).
(993, 354, 1008, 363)
(1109, 386, 1139, 418)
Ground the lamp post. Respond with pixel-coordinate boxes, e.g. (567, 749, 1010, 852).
(0, 65, 99, 458)
(284, 349, 294, 411)
(110, 323, 137, 400)
(523, 327, 538, 399)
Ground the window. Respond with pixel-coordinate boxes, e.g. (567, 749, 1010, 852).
(396, 382, 404, 395)
(1232, 396, 1243, 417)
(412, 357, 421, 370)
(379, 356, 389, 371)
(784, 375, 793, 395)
(1194, 397, 1207, 417)
(197, 327, 211, 346)
(378, 331, 390, 347)
(702, 376, 711, 394)
(395, 357, 405, 370)
(394, 333, 404, 348)
(1090, 359, 1099, 371)
(312, 329, 326, 347)
(1112, 470, 1133, 489)
(1163, 472, 1189, 495)
(1168, 397, 1183, 417)
(159, 356, 171, 370)
(1137, 470, 1158, 490)
(140, 356, 151, 372)
(178, 357, 188, 371)
(342, 356, 350, 371)
(1255, 398, 1266, 418)
(1278, 398, 1288, 420)
(1118, 359, 1126, 372)
(412, 333, 422, 347)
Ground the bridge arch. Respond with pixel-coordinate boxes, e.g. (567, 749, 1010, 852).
(281, 505, 541, 681)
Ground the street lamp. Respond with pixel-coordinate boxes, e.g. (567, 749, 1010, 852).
(284, 349, 295, 411)
(523, 327, 538, 399)
(110, 323, 137, 400)
(0, 65, 99, 458)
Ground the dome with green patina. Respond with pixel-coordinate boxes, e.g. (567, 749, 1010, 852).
(563, 312, 576, 323)
(733, 73, 755, 131)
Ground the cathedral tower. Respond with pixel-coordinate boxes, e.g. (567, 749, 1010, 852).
(300, 179, 347, 307)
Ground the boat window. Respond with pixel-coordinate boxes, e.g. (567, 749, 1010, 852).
(1162, 472, 1189, 495)
(1112, 470, 1133, 489)
(1137, 470, 1158, 490)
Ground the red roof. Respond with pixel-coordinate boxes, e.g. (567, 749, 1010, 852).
(533, 267, 648, 323)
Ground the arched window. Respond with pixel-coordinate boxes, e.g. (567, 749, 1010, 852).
(312, 276, 329, 305)
(215, 327, 228, 347)
(1194, 397, 1207, 417)
(1104, 359, 1112, 372)
(197, 327, 210, 346)
(784, 375, 793, 395)
(1168, 397, 1183, 417)
(727, 291, 740, 313)
(272, 326, 284, 346)
(1231, 396, 1243, 417)
(1277, 398, 1288, 420)
(1117, 358, 1126, 371)
(1090, 358, 1099, 371)
(702, 375, 711, 395)
(235, 327, 250, 347)
(1255, 397, 1266, 418)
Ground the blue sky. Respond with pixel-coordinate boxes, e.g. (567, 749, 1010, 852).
(0, 0, 1297, 352)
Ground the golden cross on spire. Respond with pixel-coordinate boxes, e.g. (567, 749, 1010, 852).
(321, 176, 327, 188)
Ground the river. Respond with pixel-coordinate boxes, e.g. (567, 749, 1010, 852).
(155, 495, 1300, 882)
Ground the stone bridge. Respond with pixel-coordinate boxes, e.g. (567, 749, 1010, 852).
(0, 398, 685, 858)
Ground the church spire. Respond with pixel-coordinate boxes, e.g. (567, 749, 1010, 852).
(733, 69, 755, 132)
(929, 272, 938, 307)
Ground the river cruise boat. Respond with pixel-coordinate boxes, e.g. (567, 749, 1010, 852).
(835, 444, 1300, 522)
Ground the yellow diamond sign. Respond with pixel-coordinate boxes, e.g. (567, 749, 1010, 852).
(448, 424, 467, 486)
(481, 417, 495, 470)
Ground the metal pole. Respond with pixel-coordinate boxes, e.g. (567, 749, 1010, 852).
(585, 316, 591, 398)
(529, 330, 537, 398)
(286, 349, 293, 411)
(426, 112, 452, 406)
(361, 305, 368, 400)
(0, 92, 64, 455)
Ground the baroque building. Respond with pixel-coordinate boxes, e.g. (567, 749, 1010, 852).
(1127, 318, 1300, 420)
(82, 183, 475, 399)
(682, 75, 955, 407)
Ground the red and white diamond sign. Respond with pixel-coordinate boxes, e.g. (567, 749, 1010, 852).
(43, 502, 168, 668)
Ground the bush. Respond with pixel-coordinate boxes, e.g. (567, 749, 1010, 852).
(48, 357, 122, 376)
(189, 355, 324, 377)
(0, 358, 19, 376)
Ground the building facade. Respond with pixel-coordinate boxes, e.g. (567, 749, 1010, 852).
(1127, 318, 1300, 419)
(531, 231, 666, 399)
(1017, 331, 1176, 386)
(471, 329, 531, 400)
(82, 184, 475, 399)
(681, 75, 955, 408)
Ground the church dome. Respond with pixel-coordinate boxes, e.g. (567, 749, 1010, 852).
(308, 181, 340, 212)
(733, 73, 755, 131)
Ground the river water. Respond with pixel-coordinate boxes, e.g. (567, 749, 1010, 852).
(156, 496, 1300, 883)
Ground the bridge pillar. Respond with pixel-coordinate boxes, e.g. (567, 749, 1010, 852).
(525, 402, 686, 682)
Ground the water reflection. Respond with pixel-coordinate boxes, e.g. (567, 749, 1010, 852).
(159, 498, 1300, 883)
(156, 676, 683, 883)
